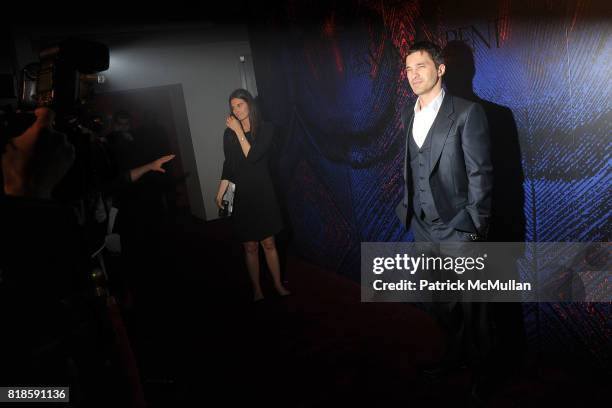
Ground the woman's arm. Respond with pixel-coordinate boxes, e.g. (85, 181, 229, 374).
(216, 179, 229, 209)
(244, 123, 274, 163)
(221, 130, 236, 181)
(226, 116, 252, 158)
(235, 129, 251, 158)
(218, 130, 234, 209)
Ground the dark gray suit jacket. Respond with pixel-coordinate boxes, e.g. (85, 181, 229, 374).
(396, 92, 493, 236)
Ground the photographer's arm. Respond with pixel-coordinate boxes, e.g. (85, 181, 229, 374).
(128, 154, 175, 183)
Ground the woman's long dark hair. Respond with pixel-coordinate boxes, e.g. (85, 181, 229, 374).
(228, 88, 260, 138)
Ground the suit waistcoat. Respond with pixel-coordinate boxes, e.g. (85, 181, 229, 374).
(408, 123, 440, 222)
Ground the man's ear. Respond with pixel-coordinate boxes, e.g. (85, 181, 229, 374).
(438, 63, 446, 78)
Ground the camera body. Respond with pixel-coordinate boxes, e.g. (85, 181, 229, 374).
(19, 38, 109, 113)
(2, 38, 110, 145)
(1, 39, 110, 202)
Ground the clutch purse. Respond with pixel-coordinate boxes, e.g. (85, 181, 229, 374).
(219, 182, 235, 217)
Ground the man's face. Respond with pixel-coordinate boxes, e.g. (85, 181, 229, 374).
(112, 118, 131, 133)
(405, 51, 445, 96)
(230, 98, 250, 121)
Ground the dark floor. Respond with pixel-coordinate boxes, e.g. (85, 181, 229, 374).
(116, 215, 608, 408)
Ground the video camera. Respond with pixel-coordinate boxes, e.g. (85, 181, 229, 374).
(1, 38, 109, 141)
(20, 37, 109, 112)
(1, 38, 110, 202)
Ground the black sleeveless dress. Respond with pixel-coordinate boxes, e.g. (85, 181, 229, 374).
(221, 122, 283, 242)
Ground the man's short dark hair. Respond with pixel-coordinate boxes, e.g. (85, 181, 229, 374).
(407, 41, 444, 67)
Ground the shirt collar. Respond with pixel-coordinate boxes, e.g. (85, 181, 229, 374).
(414, 88, 445, 114)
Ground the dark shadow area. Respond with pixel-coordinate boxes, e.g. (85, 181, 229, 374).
(443, 39, 528, 381)
(443, 40, 526, 243)
(123, 217, 609, 408)
(1, 174, 607, 407)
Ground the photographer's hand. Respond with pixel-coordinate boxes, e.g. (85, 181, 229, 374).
(128, 154, 176, 183)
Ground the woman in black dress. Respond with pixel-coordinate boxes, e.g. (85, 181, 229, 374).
(215, 89, 290, 301)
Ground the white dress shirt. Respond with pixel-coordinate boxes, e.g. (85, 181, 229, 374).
(412, 88, 445, 148)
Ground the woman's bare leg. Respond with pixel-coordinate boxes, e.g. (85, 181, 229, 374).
(260, 236, 290, 295)
(243, 241, 263, 300)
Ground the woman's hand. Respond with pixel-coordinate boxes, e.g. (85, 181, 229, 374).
(226, 115, 243, 135)
(215, 194, 224, 209)
(216, 179, 229, 209)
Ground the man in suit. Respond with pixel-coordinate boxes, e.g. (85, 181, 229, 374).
(396, 40, 493, 242)
(396, 41, 494, 403)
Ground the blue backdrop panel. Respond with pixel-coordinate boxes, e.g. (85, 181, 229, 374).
(248, 0, 611, 367)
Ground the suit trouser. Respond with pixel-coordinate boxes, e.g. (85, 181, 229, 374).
(411, 213, 494, 369)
